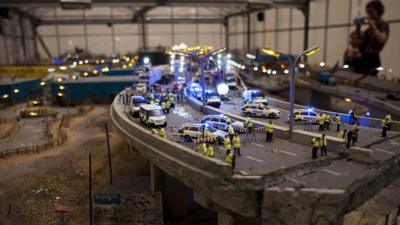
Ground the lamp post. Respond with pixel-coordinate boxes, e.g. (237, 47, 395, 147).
(262, 46, 320, 138)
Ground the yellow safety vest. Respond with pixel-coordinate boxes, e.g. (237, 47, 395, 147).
(207, 146, 214, 157)
(335, 116, 341, 124)
(151, 129, 158, 135)
(159, 128, 166, 138)
(312, 138, 319, 148)
(166, 101, 171, 108)
(183, 129, 189, 136)
(352, 124, 359, 132)
(161, 102, 167, 109)
(228, 125, 235, 135)
(320, 137, 327, 147)
(245, 105, 250, 112)
(233, 136, 240, 148)
(265, 123, 273, 133)
(245, 119, 253, 128)
(224, 138, 231, 150)
(225, 153, 233, 165)
(381, 119, 387, 127)
(325, 115, 330, 122)
(385, 115, 392, 124)
(319, 116, 324, 125)
(202, 143, 207, 155)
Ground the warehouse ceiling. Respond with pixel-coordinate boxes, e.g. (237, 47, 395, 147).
(0, 0, 309, 25)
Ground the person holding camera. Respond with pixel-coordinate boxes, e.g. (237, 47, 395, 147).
(353, 0, 389, 75)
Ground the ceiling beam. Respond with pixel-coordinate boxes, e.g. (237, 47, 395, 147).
(0, 0, 273, 8)
(37, 17, 224, 25)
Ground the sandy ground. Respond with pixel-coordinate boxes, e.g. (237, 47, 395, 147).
(0, 106, 149, 225)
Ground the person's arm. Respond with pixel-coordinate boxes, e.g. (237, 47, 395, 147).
(367, 18, 388, 44)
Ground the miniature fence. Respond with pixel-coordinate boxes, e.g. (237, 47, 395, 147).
(0, 105, 94, 159)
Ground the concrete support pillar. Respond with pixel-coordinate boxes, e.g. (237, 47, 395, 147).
(150, 163, 191, 217)
(218, 212, 234, 225)
(218, 212, 262, 225)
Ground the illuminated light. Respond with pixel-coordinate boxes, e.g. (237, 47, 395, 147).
(48, 68, 55, 73)
(262, 48, 280, 57)
(342, 64, 349, 69)
(79, 61, 83, 65)
(32, 100, 38, 105)
(101, 67, 109, 72)
(267, 69, 272, 74)
(69, 64, 76, 68)
(95, 59, 100, 64)
(253, 66, 258, 71)
(59, 85, 65, 90)
(84, 59, 89, 64)
(100, 59, 105, 63)
(217, 60, 222, 65)
(125, 57, 130, 62)
(128, 63, 133, 67)
(122, 65, 127, 69)
(29, 111, 38, 116)
(345, 98, 352, 103)
(226, 53, 232, 59)
(319, 62, 326, 67)
(303, 46, 320, 56)
(59, 66, 67, 70)
(280, 64, 285, 69)
(40, 81, 46, 86)
(57, 78, 63, 82)
(366, 112, 370, 117)
(72, 61, 77, 65)
(242, 65, 246, 70)
(272, 70, 277, 75)
(143, 57, 150, 64)
(13, 89, 19, 93)
(217, 54, 222, 58)
(217, 83, 229, 95)
(57, 92, 64, 97)
(180, 56, 185, 61)
(388, 68, 393, 73)
(209, 56, 213, 60)
(72, 75, 77, 80)
(2, 94, 9, 99)
(262, 68, 267, 73)
(112, 58, 120, 64)
(83, 72, 88, 76)
(376, 67, 384, 71)
(246, 53, 256, 59)
(93, 70, 98, 74)
(284, 69, 289, 74)
(298, 63, 305, 68)
(178, 67, 184, 73)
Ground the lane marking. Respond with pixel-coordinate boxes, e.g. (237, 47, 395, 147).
(240, 170, 249, 175)
(246, 156, 264, 163)
(374, 148, 395, 155)
(390, 141, 399, 146)
(288, 177, 305, 185)
(322, 169, 341, 176)
(279, 150, 297, 156)
(251, 143, 265, 148)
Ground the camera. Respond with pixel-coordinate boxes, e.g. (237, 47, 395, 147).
(354, 16, 367, 25)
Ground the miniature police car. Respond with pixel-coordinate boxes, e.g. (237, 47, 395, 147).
(178, 123, 227, 144)
(241, 103, 280, 118)
(201, 114, 245, 133)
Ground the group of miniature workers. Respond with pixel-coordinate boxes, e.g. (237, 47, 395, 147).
(148, 90, 175, 114)
(151, 127, 167, 138)
(311, 133, 328, 159)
